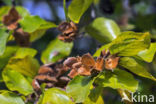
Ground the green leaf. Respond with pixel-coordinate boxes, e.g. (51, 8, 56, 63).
(66, 75, 94, 103)
(6, 56, 40, 78)
(30, 29, 46, 42)
(19, 15, 56, 33)
(95, 69, 138, 92)
(19, 15, 45, 33)
(84, 87, 104, 104)
(30, 21, 57, 42)
(138, 43, 156, 62)
(41, 38, 73, 64)
(86, 17, 120, 43)
(63, 0, 69, 22)
(108, 31, 150, 56)
(0, 46, 18, 82)
(119, 57, 156, 81)
(16, 6, 30, 17)
(68, 0, 93, 23)
(40, 88, 73, 104)
(37, 22, 57, 30)
(0, 46, 18, 69)
(14, 48, 37, 59)
(0, 91, 25, 104)
(84, 95, 104, 104)
(0, 6, 10, 21)
(0, 29, 10, 56)
(2, 68, 34, 95)
(19, 15, 57, 41)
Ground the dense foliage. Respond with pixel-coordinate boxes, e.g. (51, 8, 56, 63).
(0, 0, 156, 104)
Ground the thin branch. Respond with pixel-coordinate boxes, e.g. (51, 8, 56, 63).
(12, 0, 16, 6)
(63, 0, 69, 22)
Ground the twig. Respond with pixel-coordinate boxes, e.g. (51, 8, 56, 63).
(12, 0, 16, 6)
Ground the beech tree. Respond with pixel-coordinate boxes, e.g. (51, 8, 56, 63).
(0, 0, 156, 104)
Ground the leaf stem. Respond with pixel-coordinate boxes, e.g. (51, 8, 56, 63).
(63, 0, 69, 22)
(12, 0, 16, 6)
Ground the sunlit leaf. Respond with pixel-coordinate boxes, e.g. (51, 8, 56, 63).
(0, 29, 10, 56)
(41, 38, 73, 64)
(0, 46, 18, 82)
(109, 31, 150, 56)
(119, 57, 156, 81)
(30, 22, 57, 42)
(30, 29, 46, 42)
(6, 56, 40, 78)
(2, 68, 34, 95)
(19, 15, 56, 41)
(0, 91, 25, 104)
(95, 69, 138, 92)
(0, 6, 10, 21)
(84, 87, 104, 104)
(14, 48, 37, 59)
(138, 43, 156, 62)
(39, 88, 73, 104)
(68, 0, 93, 23)
(15, 6, 30, 17)
(19, 15, 56, 33)
(19, 15, 45, 33)
(66, 75, 94, 103)
(0, 46, 18, 69)
(86, 17, 120, 43)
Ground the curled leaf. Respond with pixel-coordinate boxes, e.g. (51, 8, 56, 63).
(95, 57, 104, 71)
(105, 55, 120, 70)
(63, 57, 78, 68)
(81, 53, 95, 68)
(68, 69, 79, 78)
(58, 21, 78, 42)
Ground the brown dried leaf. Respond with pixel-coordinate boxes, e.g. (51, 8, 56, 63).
(46, 83, 54, 88)
(58, 35, 74, 42)
(100, 49, 110, 58)
(78, 66, 91, 76)
(63, 57, 78, 68)
(68, 69, 79, 78)
(81, 53, 95, 68)
(32, 79, 40, 92)
(38, 66, 54, 75)
(105, 55, 120, 70)
(55, 76, 70, 88)
(13, 28, 30, 47)
(72, 62, 82, 69)
(70, 21, 78, 31)
(35, 75, 58, 83)
(55, 64, 69, 77)
(2, 7, 21, 30)
(58, 21, 77, 34)
(58, 22, 71, 33)
(58, 21, 78, 42)
(95, 57, 104, 71)
(76, 56, 82, 62)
